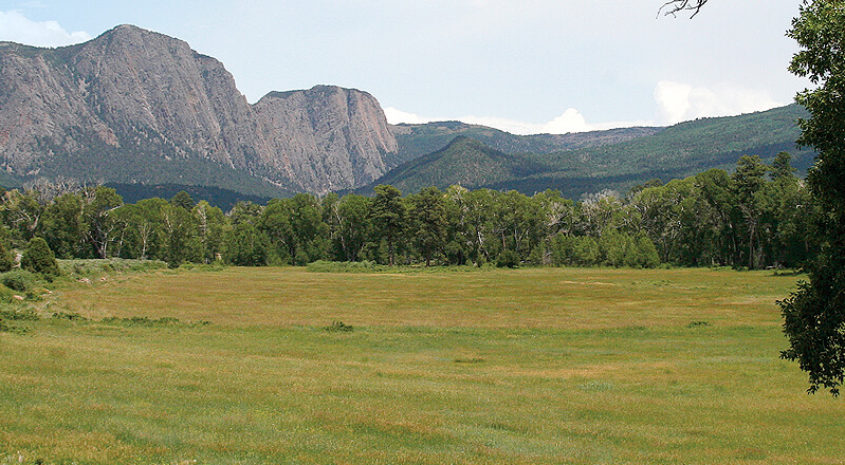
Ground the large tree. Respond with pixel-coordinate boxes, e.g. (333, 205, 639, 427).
(780, 0, 845, 395)
(371, 185, 406, 265)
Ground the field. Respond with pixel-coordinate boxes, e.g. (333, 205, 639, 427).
(1, 266, 843, 464)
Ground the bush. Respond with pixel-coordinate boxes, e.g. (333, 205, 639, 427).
(21, 237, 60, 278)
(496, 249, 520, 268)
(57, 258, 168, 277)
(0, 270, 38, 293)
(294, 249, 310, 267)
(324, 320, 353, 332)
(52, 311, 87, 321)
(306, 260, 382, 273)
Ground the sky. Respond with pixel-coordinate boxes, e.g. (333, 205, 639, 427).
(0, 0, 807, 134)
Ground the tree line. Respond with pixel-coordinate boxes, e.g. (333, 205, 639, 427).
(0, 152, 815, 270)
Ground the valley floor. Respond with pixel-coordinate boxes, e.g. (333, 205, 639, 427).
(1, 267, 842, 464)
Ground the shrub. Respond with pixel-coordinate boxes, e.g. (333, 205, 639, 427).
(21, 237, 60, 278)
(294, 249, 310, 267)
(496, 249, 520, 268)
(1, 270, 38, 293)
(324, 320, 353, 332)
(306, 260, 382, 273)
(52, 311, 87, 321)
(57, 258, 169, 277)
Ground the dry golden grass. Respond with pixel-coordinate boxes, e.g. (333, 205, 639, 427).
(1, 266, 842, 465)
(54, 267, 793, 330)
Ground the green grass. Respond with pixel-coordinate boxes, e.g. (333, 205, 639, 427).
(0, 266, 842, 464)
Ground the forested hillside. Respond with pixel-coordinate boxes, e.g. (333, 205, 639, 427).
(0, 151, 813, 271)
(389, 121, 662, 166)
(375, 104, 813, 198)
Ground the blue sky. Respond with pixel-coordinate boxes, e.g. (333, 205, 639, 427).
(0, 0, 806, 134)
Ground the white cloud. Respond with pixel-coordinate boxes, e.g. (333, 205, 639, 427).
(385, 106, 652, 135)
(654, 80, 783, 125)
(383, 107, 434, 125)
(387, 80, 786, 135)
(0, 10, 91, 47)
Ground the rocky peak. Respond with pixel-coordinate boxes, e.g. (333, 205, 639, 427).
(254, 85, 398, 193)
(0, 24, 399, 194)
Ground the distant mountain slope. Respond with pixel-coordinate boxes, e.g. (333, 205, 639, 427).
(0, 25, 397, 195)
(367, 104, 814, 198)
(389, 121, 662, 167)
(107, 183, 271, 212)
(506, 104, 814, 197)
(361, 136, 548, 194)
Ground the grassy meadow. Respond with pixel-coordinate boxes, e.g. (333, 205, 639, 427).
(1, 266, 843, 464)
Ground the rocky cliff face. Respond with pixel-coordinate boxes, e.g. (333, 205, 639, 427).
(254, 86, 398, 193)
(0, 25, 398, 194)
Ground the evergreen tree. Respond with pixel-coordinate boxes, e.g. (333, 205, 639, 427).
(21, 237, 59, 278)
(408, 187, 447, 266)
(170, 191, 196, 210)
(371, 185, 406, 265)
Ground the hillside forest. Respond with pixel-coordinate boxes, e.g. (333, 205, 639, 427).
(0, 152, 813, 272)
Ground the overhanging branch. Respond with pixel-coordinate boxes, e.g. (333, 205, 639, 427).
(658, 0, 709, 18)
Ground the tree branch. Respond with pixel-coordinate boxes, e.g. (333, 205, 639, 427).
(658, 0, 709, 18)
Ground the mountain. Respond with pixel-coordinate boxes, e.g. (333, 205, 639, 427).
(367, 104, 814, 198)
(388, 121, 662, 167)
(360, 136, 547, 194)
(0, 23, 814, 201)
(504, 104, 814, 197)
(254, 86, 397, 192)
(0, 25, 396, 195)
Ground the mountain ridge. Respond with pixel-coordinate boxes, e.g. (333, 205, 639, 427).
(0, 24, 812, 200)
(367, 104, 813, 198)
(0, 24, 397, 195)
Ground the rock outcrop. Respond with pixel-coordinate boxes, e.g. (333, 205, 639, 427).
(254, 86, 398, 193)
(0, 25, 398, 195)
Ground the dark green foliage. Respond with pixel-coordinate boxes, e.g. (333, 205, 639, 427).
(40, 193, 84, 259)
(52, 311, 87, 321)
(107, 183, 271, 212)
(407, 187, 447, 266)
(21, 237, 59, 278)
(1, 270, 38, 293)
(367, 136, 549, 194)
(324, 320, 353, 332)
(0, 241, 13, 272)
(306, 260, 382, 273)
(223, 222, 269, 266)
(780, 0, 845, 395)
(169, 191, 195, 210)
(687, 321, 710, 328)
(161, 203, 201, 268)
(0, 153, 818, 273)
(371, 185, 406, 266)
(497, 249, 520, 268)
